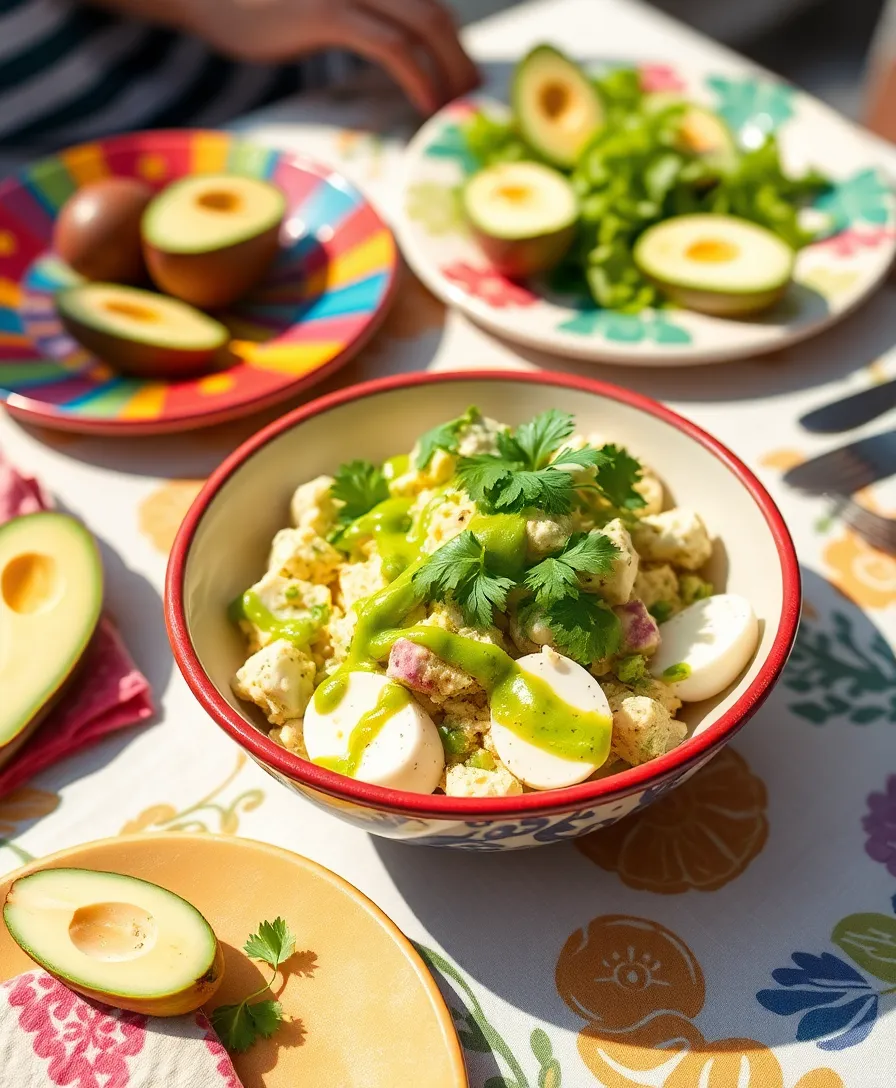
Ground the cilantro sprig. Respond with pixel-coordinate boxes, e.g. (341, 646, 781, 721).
(454, 410, 645, 516)
(519, 531, 622, 663)
(210, 918, 297, 1053)
(413, 531, 515, 628)
(415, 405, 483, 469)
(525, 532, 619, 606)
(330, 459, 389, 530)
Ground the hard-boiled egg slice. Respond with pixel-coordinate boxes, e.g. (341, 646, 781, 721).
(650, 593, 759, 702)
(490, 650, 612, 791)
(303, 671, 444, 793)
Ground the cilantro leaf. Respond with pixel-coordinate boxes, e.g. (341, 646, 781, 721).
(524, 557, 579, 605)
(415, 406, 482, 469)
(558, 531, 619, 574)
(243, 917, 295, 970)
(494, 468, 578, 515)
(454, 455, 515, 507)
(211, 1000, 284, 1053)
(456, 569, 515, 628)
(549, 446, 612, 472)
(546, 595, 622, 665)
(412, 530, 513, 627)
(594, 444, 645, 510)
(212, 918, 298, 1054)
(525, 532, 619, 606)
(413, 530, 483, 596)
(513, 409, 575, 469)
(330, 460, 389, 524)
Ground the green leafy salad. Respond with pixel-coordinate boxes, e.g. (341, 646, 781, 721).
(458, 45, 830, 315)
(229, 406, 735, 798)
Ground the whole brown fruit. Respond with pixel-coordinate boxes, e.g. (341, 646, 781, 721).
(54, 178, 154, 284)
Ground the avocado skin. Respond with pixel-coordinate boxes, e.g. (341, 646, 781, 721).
(42, 939, 226, 1016)
(511, 44, 603, 170)
(469, 220, 576, 279)
(645, 279, 790, 317)
(57, 293, 230, 380)
(144, 223, 282, 310)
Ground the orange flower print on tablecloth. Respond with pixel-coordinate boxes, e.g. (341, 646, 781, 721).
(824, 530, 896, 610)
(138, 479, 205, 556)
(556, 914, 844, 1088)
(823, 488, 896, 610)
(575, 748, 768, 893)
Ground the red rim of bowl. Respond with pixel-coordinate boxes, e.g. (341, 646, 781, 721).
(0, 132, 400, 436)
(166, 369, 801, 818)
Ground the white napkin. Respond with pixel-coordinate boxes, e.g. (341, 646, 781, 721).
(0, 969, 242, 1087)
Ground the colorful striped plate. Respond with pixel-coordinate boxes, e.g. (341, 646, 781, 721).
(0, 130, 398, 434)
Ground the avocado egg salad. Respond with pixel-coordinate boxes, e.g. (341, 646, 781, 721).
(460, 44, 830, 316)
(229, 408, 759, 798)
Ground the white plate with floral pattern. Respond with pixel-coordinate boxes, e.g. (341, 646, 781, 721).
(397, 64, 896, 365)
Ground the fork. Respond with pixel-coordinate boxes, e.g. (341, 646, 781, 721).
(783, 430, 896, 495)
(834, 494, 896, 555)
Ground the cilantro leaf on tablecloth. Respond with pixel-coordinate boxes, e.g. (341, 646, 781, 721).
(243, 916, 296, 970)
(211, 999, 284, 1053)
(211, 918, 298, 1053)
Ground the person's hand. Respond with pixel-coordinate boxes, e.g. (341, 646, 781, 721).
(187, 0, 480, 113)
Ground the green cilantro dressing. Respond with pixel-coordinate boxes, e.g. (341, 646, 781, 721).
(311, 513, 611, 775)
(313, 681, 412, 777)
(383, 625, 612, 765)
(230, 592, 328, 649)
(338, 496, 417, 579)
(467, 512, 528, 577)
(382, 453, 410, 482)
(662, 662, 692, 683)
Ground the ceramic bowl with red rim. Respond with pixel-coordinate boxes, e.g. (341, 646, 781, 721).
(165, 372, 800, 850)
(0, 130, 397, 435)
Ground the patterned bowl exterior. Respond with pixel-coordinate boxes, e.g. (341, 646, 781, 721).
(0, 130, 397, 434)
(250, 751, 715, 850)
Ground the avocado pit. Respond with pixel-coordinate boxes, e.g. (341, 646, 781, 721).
(69, 901, 158, 962)
(2, 551, 60, 614)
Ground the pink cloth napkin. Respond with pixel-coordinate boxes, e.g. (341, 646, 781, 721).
(0, 450, 154, 797)
(0, 970, 241, 1087)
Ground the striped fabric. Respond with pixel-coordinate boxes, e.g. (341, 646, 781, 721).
(0, 0, 316, 161)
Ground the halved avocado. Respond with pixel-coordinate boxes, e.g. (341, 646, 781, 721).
(0, 513, 101, 761)
(633, 213, 795, 317)
(673, 106, 738, 174)
(56, 283, 230, 379)
(4, 868, 223, 1016)
(143, 174, 286, 308)
(512, 45, 604, 169)
(464, 161, 578, 277)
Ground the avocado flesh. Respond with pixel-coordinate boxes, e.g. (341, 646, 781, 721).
(512, 45, 604, 169)
(4, 868, 223, 1016)
(0, 513, 102, 752)
(143, 174, 286, 308)
(674, 106, 738, 174)
(56, 283, 230, 379)
(465, 161, 578, 277)
(634, 213, 794, 317)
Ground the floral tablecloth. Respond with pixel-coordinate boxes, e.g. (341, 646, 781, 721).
(2, 1, 895, 1085)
